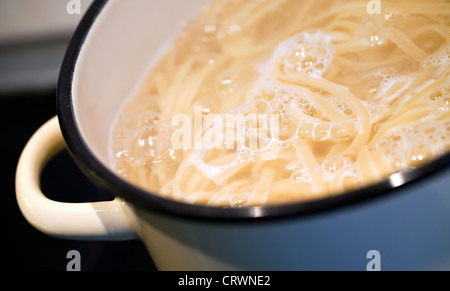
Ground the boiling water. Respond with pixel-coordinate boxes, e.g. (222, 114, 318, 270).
(111, 0, 450, 207)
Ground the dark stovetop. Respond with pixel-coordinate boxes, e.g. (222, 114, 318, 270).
(1, 90, 157, 271)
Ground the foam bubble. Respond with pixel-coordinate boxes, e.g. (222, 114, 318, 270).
(422, 44, 450, 77)
(269, 30, 335, 78)
(361, 100, 388, 124)
(320, 156, 353, 183)
(350, 67, 413, 105)
(116, 110, 172, 165)
(374, 117, 450, 169)
(427, 79, 450, 114)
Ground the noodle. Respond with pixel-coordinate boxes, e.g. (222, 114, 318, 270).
(111, 0, 450, 207)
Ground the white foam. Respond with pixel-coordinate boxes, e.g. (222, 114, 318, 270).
(374, 116, 450, 168)
(117, 110, 172, 166)
(422, 44, 450, 77)
(269, 30, 335, 78)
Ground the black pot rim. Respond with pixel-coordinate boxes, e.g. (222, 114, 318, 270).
(56, 0, 450, 222)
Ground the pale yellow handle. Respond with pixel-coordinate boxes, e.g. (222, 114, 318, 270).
(15, 116, 136, 240)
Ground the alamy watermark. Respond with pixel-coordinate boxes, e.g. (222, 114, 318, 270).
(66, 250, 81, 271)
(367, 0, 382, 15)
(65, 248, 381, 271)
(171, 106, 281, 160)
(366, 250, 381, 271)
(66, 0, 81, 15)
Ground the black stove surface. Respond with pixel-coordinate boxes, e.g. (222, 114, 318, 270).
(2, 90, 157, 271)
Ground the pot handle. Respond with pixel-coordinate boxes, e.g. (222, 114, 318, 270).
(15, 116, 136, 241)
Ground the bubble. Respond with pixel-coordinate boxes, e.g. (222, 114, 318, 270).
(408, 149, 432, 167)
(369, 33, 384, 47)
(350, 67, 401, 101)
(254, 100, 269, 114)
(116, 109, 174, 170)
(252, 151, 262, 161)
(115, 149, 129, 159)
(232, 194, 248, 207)
(305, 106, 323, 118)
(278, 114, 300, 141)
(290, 169, 310, 183)
(430, 90, 443, 101)
(428, 85, 450, 114)
(362, 100, 388, 124)
(314, 123, 330, 140)
(323, 157, 345, 173)
(358, 15, 388, 47)
(270, 30, 335, 78)
(297, 122, 314, 140)
(269, 99, 285, 114)
(422, 44, 450, 77)
(194, 97, 220, 114)
(256, 88, 277, 102)
(330, 122, 356, 141)
(222, 79, 237, 94)
(373, 115, 450, 172)
(115, 159, 135, 179)
(129, 125, 172, 162)
(239, 148, 252, 160)
(226, 23, 242, 36)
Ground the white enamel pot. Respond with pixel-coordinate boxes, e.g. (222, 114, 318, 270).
(16, 0, 450, 270)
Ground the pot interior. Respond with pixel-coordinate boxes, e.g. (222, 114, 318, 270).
(72, 0, 212, 167)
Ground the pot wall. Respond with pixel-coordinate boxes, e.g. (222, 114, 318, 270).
(131, 167, 450, 270)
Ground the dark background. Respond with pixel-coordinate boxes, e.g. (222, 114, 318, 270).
(1, 89, 157, 271)
(0, 0, 156, 271)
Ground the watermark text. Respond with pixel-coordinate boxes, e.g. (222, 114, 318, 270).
(367, 0, 381, 15)
(66, 0, 81, 15)
(366, 250, 381, 271)
(171, 106, 281, 159)
(66, 250, 81, 271)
